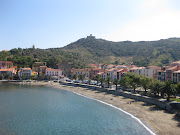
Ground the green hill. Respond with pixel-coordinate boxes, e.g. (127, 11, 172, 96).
(1, 37, 180, 68)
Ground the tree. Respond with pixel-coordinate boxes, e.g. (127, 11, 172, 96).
(73, 74, 77, 81)
(21, 75, 25, 80)
(79, 74, 85, 82)
(175, 82, 180, 94)
(95, 74, 100, 85)
(88, 78, 91, 85)
(140, 77, 152, 95)
(30, 75, 34, 80)
(120, 76, 131, 88)
(4, 73, 11, 80)
(163, 81, 177, 101)
(107, 76, 111, 88)
(48, 76, 51, 81)
(100, 77, 105, 88)
(132, 82, 137, 93)
(150, 80, 163, 97)
(0, 75, 3, 80)
(113, 79, 119, 90)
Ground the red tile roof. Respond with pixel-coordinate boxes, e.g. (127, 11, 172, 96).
(46, 68, 62, 71)
(21, 68, 31, 70)
(0, 68, 14, 71)
(0, 61, 13, 63)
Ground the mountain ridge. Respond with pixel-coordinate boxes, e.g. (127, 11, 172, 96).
(1, 36, 180, 68)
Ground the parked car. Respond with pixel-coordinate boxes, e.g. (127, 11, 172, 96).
(66, 79, 72, 82)
(83, 80, 88, 84)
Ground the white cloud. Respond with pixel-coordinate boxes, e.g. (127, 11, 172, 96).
(106, 0, 180, 42)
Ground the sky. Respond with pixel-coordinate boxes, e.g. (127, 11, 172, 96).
(0, 0, 180, 50)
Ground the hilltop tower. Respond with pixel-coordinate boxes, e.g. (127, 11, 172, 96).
(32, 45, 35, 49)
(87, 34, 95, 39)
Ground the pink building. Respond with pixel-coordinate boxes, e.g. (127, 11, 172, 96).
(0, 61, 13, 69)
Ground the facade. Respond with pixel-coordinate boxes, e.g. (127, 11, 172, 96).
(0, 68, 16, 76)
(0, 61, 13, 69)
(106, 68, 118, 81)
(129, 67, 145, 76)
(39, 66, 47, 74)
(172, 70, 180, 83)
(71, 68, 89, 80)
(156, 61, 180, 82)
(32, 62, 45, 72)
(89, 68, 104, 79)
(143, 66, 160, 79)
(117, 69, 127, 81)
(45, 68, 62, 76)
(18, 68, 32, 79)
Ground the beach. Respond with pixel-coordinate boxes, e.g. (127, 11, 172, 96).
(25, 81, 180, 135)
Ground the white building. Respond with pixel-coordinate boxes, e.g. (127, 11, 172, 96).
(143, 66, 160, 79)
(45, 68, 62, 76)
(172, 70, 180, 83)
(18, 68, 32, 79)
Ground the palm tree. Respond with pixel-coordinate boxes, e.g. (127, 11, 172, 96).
(73, 74, 77, 81)
(113, 79, 119, 90)
(107, 76, 111, 88)
(150, 80, 163, 97)
(175, 82, 180, 94)
(100, 77, 105, 88)
(88, 78, 91, 85)
(79, 74, 85, 82)
(95, 74, 100, 85)
(48, 76, 51, 81)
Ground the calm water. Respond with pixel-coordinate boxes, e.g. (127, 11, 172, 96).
(0, 84, 152, 135)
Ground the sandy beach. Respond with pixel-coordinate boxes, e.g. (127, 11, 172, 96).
(25, 81, 180, 135)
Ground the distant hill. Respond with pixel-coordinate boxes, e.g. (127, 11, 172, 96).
(0, 36, 180, 68)
(61, 36, 180, 66)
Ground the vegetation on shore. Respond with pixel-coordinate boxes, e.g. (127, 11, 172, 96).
(1, 37, 180, 68)
(119, 73, 180, 101)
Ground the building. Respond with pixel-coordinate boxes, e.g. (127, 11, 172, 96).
(45, 68, 62, 77)
(71, 68, 89, 80)
(129, 67, 145, 76)
(57, 62, 73, 78)
(117, 69, 127, 81)
(143, 66, 161, 79)
(32, 62, 46, 72)
(172, 70, 180, 83)
(0, 68, 16, 76)
(0, 61, 13, 69)
(39, 66, 47, 74)
(89, 68, 104, 79)
(106, 68, 118, 81)
(18, 68, 32, 80)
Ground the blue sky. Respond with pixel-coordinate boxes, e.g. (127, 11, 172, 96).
(0, 0, 180, 50)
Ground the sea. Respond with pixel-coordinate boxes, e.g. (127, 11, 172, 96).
(0, 84, 154, 135)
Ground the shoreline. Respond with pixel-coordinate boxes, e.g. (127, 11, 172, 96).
(67, 89, 156, 135)
(3, 81, 180, 135)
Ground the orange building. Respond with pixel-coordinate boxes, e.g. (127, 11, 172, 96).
(89, 68, 104, 79)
